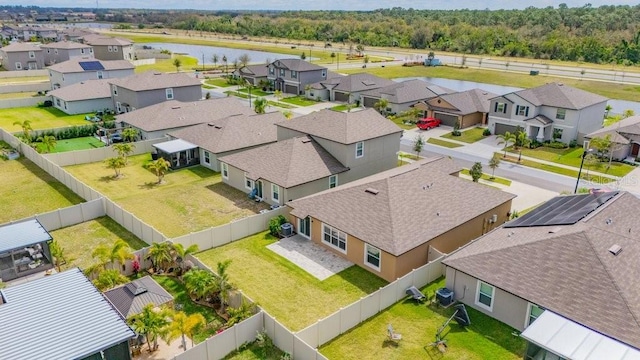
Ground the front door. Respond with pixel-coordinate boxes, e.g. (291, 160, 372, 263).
(632, 143, 640, 157)
(298, 216, 311, 239)
(256, 180, 263, 199)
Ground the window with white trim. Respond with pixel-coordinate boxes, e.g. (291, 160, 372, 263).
(204, 151, 210, 165)
(291, 70, 297, 78)
(279, 68, 285, 76)
(271, 184, 280, 202)
(364, 244, 381, 270)
(90, 48, 93, 53)
(108, 45, 113, 52)
(15, 62, 22, 70)
(475, 281, 495, 311)
(97, 71, 103, 79)
(329, 175, 338, 188)
(322, 70, 327, 77)
(355, 141, 364, 158)
(113, 46, 118, 52)
(298, 216, 311, 238)
(244, 172, 254, 190)
(55, 98, 61, 106)
(515, 105, 529, 117)
(166, 88, 174, 100)
(28, 51, 35, 58)
(81, 48, 85, 54)
(494, 102, 507, 114)
(556, 108, 566, 120)
(221, 162, 228, 178)
(112, 85, 118, 96)
(269, 66, 274, 75)
(116, 101, 122, 113)
(322, 224, 347, 252)
(526, 303, 544, 328)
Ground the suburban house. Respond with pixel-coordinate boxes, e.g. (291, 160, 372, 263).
(0, 42, 44, 70)
(2, 24, 58, 41)
(220, 108, 403, 207)
(585, 115, 640, 161)
(0, 219, 53, 282)
(307, 72, 395, 103)
(267, 59, 328, 95)
(48, 79, 113, 115)
(58, 28, 95, 42)
(0, 268, 136, 359)
(159, 111, 284, 171)
(41, 40, 94, 65)
(81, 34, 134, 61)
(360, 79, 453, 115)
(488, 82, 608, 143)
(117, 97, 252, 140)
(48, 58, 134, 89)
(443, 191, 640, 360)
(104, 276, 174, 318)
(286, 157, 515, 282)
(413, 88, 498, 128)
(233, 64, 269, 86)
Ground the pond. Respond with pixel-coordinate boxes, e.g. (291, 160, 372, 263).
(140, 42, 296, 66)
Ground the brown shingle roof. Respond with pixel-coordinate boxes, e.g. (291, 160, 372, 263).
(1, 42, 42, 52)
(270, 59, 326, 72)
(288, 157, 515, 256)
(586, 115, 640, 145)
(219, 136, 349, 188)
(315, 73, 395, 93)
(443, 192, 640, 349)
(103, 276, 173, 318)
(512, 82, 608, 110)
(48, 79, 111, 101)
(47, 58, 134, 73)
(41, 41, 92, 50)
(362, 79, 452, 104)
(168, 112, 283, 154)
(82, 35, 133, 46)
(238, 64, 269, 77)
(117, 98, 253, 132)
(109, 71, 201, 91)
(425, 88, 498, 115)
(277, 108, 402, 144)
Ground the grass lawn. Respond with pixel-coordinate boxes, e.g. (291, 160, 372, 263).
(237, 88, 271, 97)
(36, 136, 104, 153)
(320, 278, 525, 360)
(427, 138, 463, 148)
(460, 169, 512, 186)
(330, 104, 350, 112)
(224, 341, 287, 360)
(0, 156, 84, 223)
(0, 92, 39, 99)
(0, 107, 89, 132)
(499, 154, 617, 184)
(224, 91, 249, 99)
(442, 127, 487, 144)
(267, 101, 294, 109)
(196, 231, 388, 331)
(279, 96, 317, 107)
(49, 216, 148, 271)
(0, 76, 48, 84)
(135, 55, 199, 73)
(389, 115, 417, 130)
(205, 78, 234, 87)
(64, 154, 267, 237)
(153, 275, 223, 344)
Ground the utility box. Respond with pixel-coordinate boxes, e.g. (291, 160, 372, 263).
(436, 287, 454, 307)
(281, 223, 293, 237)
(530, 70, 539, 76)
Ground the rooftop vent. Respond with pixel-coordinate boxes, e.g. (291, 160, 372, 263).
(301, 138, 312, 143)
(171, 106, 181, 110)
(422, 183, 434, 190)
(365, 188, 379, 195)
(605, 218, 613, 225)
(609, 244, 622, 256)
(548, 227, 562, 233)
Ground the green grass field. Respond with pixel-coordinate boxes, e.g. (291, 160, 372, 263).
(237, 87, 271, 97)
(135, 55, 199, 73)
(267, 100, 294, 109)
(427, 138, 463, 148)
(205, 78, 235, 87)
(279, 96, 317, 107)
(0, 107, 89, 132)
(330, 104, 350, 112)
(499, 153, 617, 184)
(460, 169, 512, 186)
(442, 127, 487, 144)
(36, 136, 104, 153)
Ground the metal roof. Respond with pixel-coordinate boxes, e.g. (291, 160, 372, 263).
(153, 139, 197, 154)
(521, 311, 640, 360)
(0, 219, 52, 253)
(0, 268, 135, 360)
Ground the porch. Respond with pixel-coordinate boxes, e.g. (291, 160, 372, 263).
(0, 220, 54, 282)
(153, 139, 199, 169)
(524, 115, 553, 142)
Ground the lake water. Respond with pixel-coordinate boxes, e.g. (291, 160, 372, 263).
(395, 76, 640, 115)
(141, 42, 297, 66)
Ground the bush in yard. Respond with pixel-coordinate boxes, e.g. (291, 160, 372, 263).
(483, 128, 491, 136)
(452, 122, 462, 136)
(470, 162, 483, 182)
(569, 139, 578, 148)
(268, 215, 287, 236)
(547, 141, 568, 149)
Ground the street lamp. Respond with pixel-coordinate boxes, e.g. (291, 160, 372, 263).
(574, 148, 594, 194)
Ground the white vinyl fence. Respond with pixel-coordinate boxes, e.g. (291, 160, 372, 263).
(0, 82, 49, 94)
(0, 70, 48, 78)
(44, 137, 167, 166)
(0, 97, 43, 109)
(0, 198, 105, 230)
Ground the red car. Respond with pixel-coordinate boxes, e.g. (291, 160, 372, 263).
(417, 117, 441, 130)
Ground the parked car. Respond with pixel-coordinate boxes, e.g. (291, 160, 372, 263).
(417, 117, 441, 130)
(110, 133, 123, 143)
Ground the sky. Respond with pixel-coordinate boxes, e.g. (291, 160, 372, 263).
(0, 0, 636, 11)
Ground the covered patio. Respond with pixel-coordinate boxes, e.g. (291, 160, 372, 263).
(0, 219, 54, 282)
(153, 139, 199, 169)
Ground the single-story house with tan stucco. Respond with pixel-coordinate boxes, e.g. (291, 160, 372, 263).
(413, 88, 497, 128)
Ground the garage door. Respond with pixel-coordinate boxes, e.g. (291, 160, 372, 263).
(362, 96, 377, 108)
(494, 123, 518, 135)
(285, 84, 298, 95)
(434, 112, 459, 127)
(334, 91, 349, 102)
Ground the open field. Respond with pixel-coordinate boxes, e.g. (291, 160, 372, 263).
(36, 136, 105, 153)
(0, 107, 89, 132)
(64, 154, 267, 237)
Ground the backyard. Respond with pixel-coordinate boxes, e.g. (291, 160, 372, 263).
(64, 154, 267, 237)
(320, 278, 526, 360)
(442, 127, 487, 144)
(0, 107, 89, 131)
(36, 136, 104, 153)
(196, 231, 388, 331)
(134, 55, 198, 73)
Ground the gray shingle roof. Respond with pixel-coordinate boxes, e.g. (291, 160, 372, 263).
(586, 115, 640, 145)
(512, 82, 608, 110)
(41, 41, 92, 50)
(443, 192, 640, 350)
(270, 59, 326, 72)
(0, 219, 52, 253)
(288, 157, 515, 256)
(0, 268, 135, 359)
(238, 64, 269, 77)
(48, 79, 111, 101)
(47, 58, 134, 73)
(219, 136, 349, 188)
(425, 88, 498, 115)
(361, 79, 453, 104)
(315, 73, 395, 93)
(168, 112, 283, 154)
(117, 98, 253, 132)
(277, 108, 402, 144)
(82, 35, 133, 46)
(103, 276, 174, 318)
(109, 71, 201, 91)
(1, 42, 42, 52)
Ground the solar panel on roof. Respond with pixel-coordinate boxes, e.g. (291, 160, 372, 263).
(79, 61, 104, 71)
(504, 191, 618, 228)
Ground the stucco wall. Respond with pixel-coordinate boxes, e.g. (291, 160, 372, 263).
(2, 51, 44, 71)
(52, 96, 113, 115)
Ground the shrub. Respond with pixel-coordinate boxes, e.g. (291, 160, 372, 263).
(483, 128, 491, 136)
(268, 215, 287, 236)
(569, 139, 578, 148)
(546, 141, 568, 149)
(451, 123, 462, 136)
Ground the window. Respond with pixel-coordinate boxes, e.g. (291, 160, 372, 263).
(269, 66, 274, 75)
(28, 51, 35, 58)
(113, 46, 118, 52)
(55, 98, 61, 106)
(63, 101, 67, 110)
(112, 85, 118, 96)
(108, 45, 113, 52)
(204, 151, 211, 165)
(90, 48, 93, 53)
(364, 244, 381, 270)
(553, 128, 563, 140)
(15, 62, 21, 70)
(221, 162, 229, 178)
(298, 216, 311, 238)
(494, 102, 507, 114)
(97, 71, 103, 79)
(515, 105, 529, 117)
(271, 184, 280, 202)
(355, 141, 364, 158)
(291, 70, 297, 78)
(323, 224, 347, 253)
(279, 68, 285, 76)
(475, 281, 495, 311)
(322, 70, 327, 77)
(116, 101, 122, 113)
(166, 88, 174, 100)
(244, 172, 254, 190)
(46, 48, 50, 53)
(329, 175, 338, 188)
(556, 108, 566, 120)
(81, 48, 85, 54)
(526, 304, 544, 327)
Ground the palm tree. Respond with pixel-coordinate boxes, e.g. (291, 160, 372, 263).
(122, 128, 138, 142)
(516, 132, 532, 162)
(163, 311, 206, 350)
(93, 269, 129, 291)
(222, 55, 228, 74)
(105, 156, 126, 178)
(226, 300, 254, 327)
(173, 58, 182, 72)
(488, 153, 501, 179)
(254, 97, 267, 114)
(413, 135, 424, 158)
(13, 120, 33, 143)
(183, 268, 215, 301)
(49, 240, 67, 272)
(128, 304, 171, 352)
(215, 260, 233, 313)
(373, 99, 389, 115)
(92, 239, 134, 272)
(147, 158, 171, 184)
(496, 131, 516, 158)
(172, 243, 199, 273)
(211, 54, 219, 69)
(112, 143, 135, 164)
(274, 90, 283, 102)
(605, 104, 613, 117)
(37, 134, 57, 153)
(146, 242, 173, 272)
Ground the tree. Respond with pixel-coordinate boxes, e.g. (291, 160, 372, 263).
(583, 153, 599, 177)
(496, 131, 516, 157)
(122, 127, 138, 142)
(254, 97, 267, 114)
(222, 55, 228, 74)
(215, 260, 233, 313)
(128, 304, 171, 352)
(173, 58, 182, 72)
(173, 243, 199, 274)
(589, 134, 623, 169)
(355, 44, 364, 56)
(49, 240, 67, 272)
(283, 110, 293, 119)
(105, 156, 126, 178)
(623, 109, 635, 118)
(364, 55, 370, 65)
(470, 162, 483, 182)
(91, 239, 134, 273)
(93, 269, 129, 291)
(37, 134, 57, 153)
(147, 242, 174, 273)
(274, 90, 283, 102)
(300, 51, 306, 60)
(13, 120, 33, 143)
(413, 135, 424, 158)
(183, 268, 215, 301)
(112, 143, 135, 164)
(163, 311, 206, 350)
(605, 104, 613, 117)
(211, 54, 219, 69)
(373, 98, 389, 116)
(238, 53, 251, 68)
(226, 300, 254, 327)
(147, 158, 171, 184)
(515, 131, 532, 161)
(488, 153, 501, 179)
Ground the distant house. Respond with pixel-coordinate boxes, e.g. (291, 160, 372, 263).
(109, 71, 202, 114)
(81, 34, 134, 61)
(413, 88, 498, 128)
(0, 219, 53, 282)
(0, 268, 136, 359)
(488, 83, 608, 143)
(233, 64, 269, 86)
(48, 79, 113, 115)
(287, 157, 515, 282)
(0, 42, 44, 70)
(48, 58, 134, 89)
(360, 79, 453, 115)
(117, 97, 252, 140)
(104, 276, 174, 318)
(58, 28, 95, 42)
(307, 73, 394, 103)
(41, 40, 93, 65)
(2, 24, 57, 41)
(443, 191, 640, 360)
(267, 59, 328, 95)
(585, 115, 640, 161)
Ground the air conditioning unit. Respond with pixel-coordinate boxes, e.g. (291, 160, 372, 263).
(281, 223, 293, 237)
(436, 287, 454, 307)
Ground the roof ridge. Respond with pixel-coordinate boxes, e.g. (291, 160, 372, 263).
(384, 177, 402, 255)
